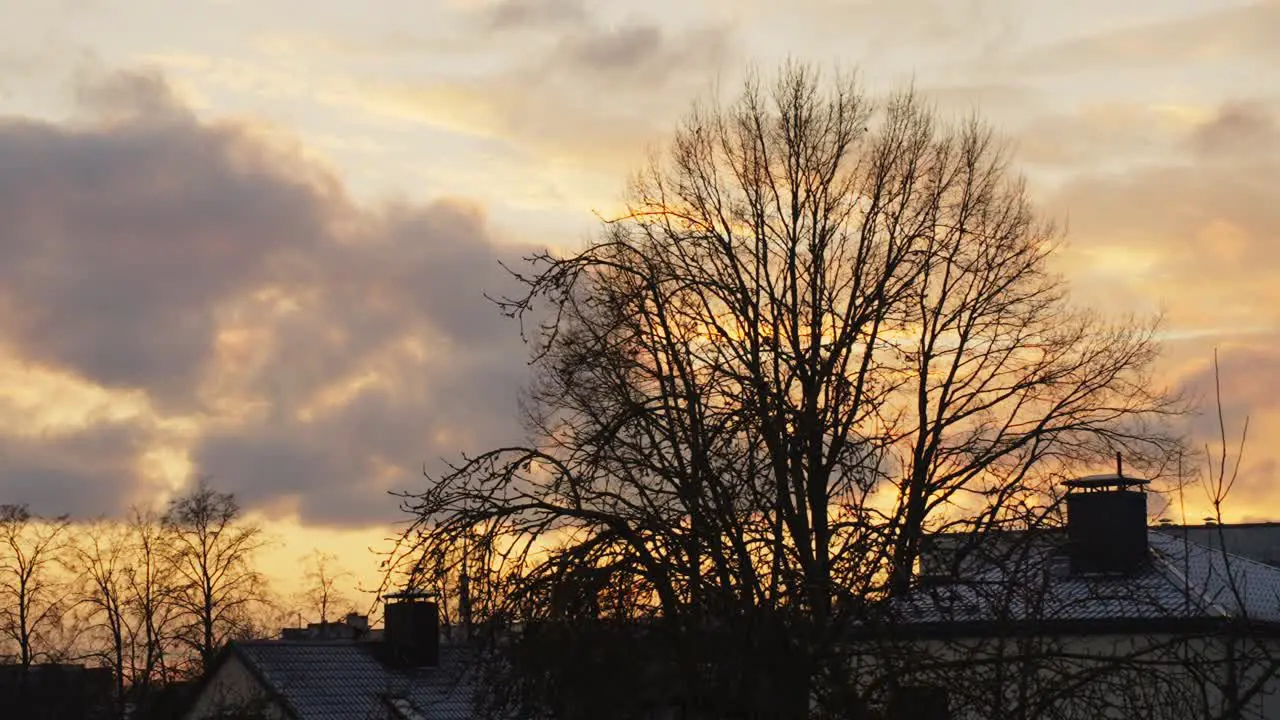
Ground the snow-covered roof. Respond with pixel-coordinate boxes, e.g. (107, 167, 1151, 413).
(894, 529, 1280, 627)
(223, 640, 480, 720)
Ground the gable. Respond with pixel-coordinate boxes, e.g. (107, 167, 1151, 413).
(184, 653, 288, 720)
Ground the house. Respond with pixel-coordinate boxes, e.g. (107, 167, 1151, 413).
(0, 662, 114, 720)
(183, 593, 480, 720)
(183, 471, 1280, 720)
(873, 472, 1280, 719)
(1158, 520, 1280, 568)
(279, 612, 384, 642)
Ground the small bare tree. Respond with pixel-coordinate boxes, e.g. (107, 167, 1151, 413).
(300, 549, 350, 625)
(0, 505, 74, 669)
(69, 508, 188, 717)
(70, 518, 133, 718)
(124, 507, 179, 700)
(1162, 351, 1280, 720)
(162, 480, 265, 674)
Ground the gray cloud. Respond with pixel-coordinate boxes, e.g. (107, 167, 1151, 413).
(561, 24, 666, 70)
(1044, 100, 1280, 288)
(485, 0, 587, 30)
(1164, 342, 1280, 518)
(0, 422, 150, 519)
(1190, 100, 1280, 159)
(195, 347, 528, 525)
(469, 18, 733, 170)
(550, 23, 730, 82)
(0, 69, 538, 525)
(0, 71, 333, 408)
(1013, 104, 1189, 169)
(919, 82, 1042, 117)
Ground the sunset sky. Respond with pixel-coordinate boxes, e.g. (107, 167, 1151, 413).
(1, 0, 1277, 604)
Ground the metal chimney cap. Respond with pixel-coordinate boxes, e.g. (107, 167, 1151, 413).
(383, 590, 438, 602)
(1063, 473, 1150, 491)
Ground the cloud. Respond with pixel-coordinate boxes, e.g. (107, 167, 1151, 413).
(149, 3, 736, 193)
(0, 421, 151, 518)
(1163, 342, 1280, 518)
(1177, 344, 1280, 438)
(484, 0, 586, 30)
(327, 19, 733, 194)
(364, 2, 734, 164)
(479, 6, 734, 128)
(551, 22, 730, 82)
(0, 71, 338, 408)
(1013, 2, 1280, 74)
(0, 68, 537, 525)
(1014, 102, 1208, 168)
(918, 82, 1042, 117)
(1043, 100, 1280, 307)
(1024, 97, 1280, 511)
(1188, 100, 1280, 159)
(194, 343, 528, 524)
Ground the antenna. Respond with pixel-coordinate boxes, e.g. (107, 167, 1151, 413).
(460, 537, 472, 636)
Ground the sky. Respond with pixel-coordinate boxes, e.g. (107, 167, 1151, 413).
(0, 0, 1277, 603)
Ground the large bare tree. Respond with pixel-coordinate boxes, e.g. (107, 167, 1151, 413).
(389, 63, 1181, 716)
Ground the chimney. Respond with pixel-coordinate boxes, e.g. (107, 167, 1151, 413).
(383, 592, 440, 667)
(1063, 461, 1150, 575)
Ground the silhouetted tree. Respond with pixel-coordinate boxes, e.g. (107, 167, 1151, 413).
(162, 481, 265, 674)
(70, 508, 191, 717)
(300, 549, 350, 625)
(123, 507, 180, 704)
(0, 505, 74, 669)
(1154, 353, 1280, 720)
(389, 62, 1182, 717)
(70, 518, 133, 718)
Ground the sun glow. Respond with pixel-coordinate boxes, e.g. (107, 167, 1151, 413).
(0, 354, 152, 436)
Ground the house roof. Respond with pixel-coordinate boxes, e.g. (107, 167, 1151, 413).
(225, 640, 478, 720)
(893, 529, 1280, 631)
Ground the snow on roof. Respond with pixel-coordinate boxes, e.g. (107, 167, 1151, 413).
(228, 641, 480, 720)
(894, 529, 1280, 627)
